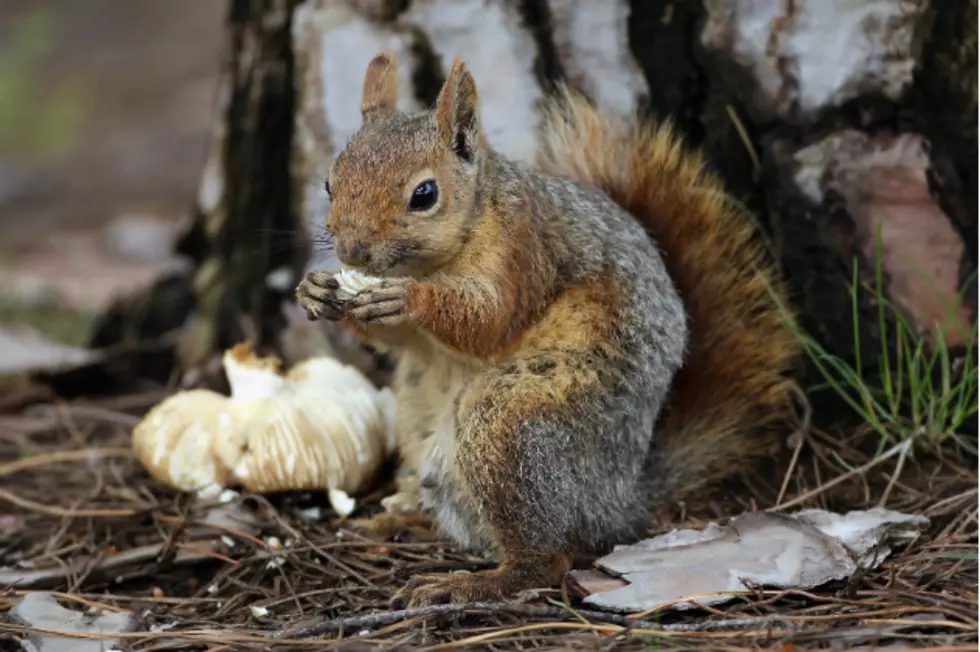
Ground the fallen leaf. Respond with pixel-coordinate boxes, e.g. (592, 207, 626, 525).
(9, 592, 141, 652)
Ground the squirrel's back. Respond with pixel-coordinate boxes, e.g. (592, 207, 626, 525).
(536, 87, 800, 502)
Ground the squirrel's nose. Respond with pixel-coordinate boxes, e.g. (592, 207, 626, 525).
(336, 238, 371, 266)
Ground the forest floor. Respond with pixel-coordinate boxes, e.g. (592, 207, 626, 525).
(0, 387, 975, 651)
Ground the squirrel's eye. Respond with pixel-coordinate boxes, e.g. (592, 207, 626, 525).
(408, 179, 439, 212)
(323, 178, 332, 198)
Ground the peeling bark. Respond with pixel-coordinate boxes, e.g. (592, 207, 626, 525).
(700, 0, 930, 125)
(694, 1, 976, 419)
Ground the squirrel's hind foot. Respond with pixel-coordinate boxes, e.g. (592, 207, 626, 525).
(346, 511, 436, 542)
(390, 553, 572, 608)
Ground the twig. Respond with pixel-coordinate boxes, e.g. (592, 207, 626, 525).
(0, 486, 137, 518)
(924, 487, 979, 517)
(0, 535, 235, 588)
(416, 621, 792, 651)
(10, 591, 129, 614)
(776, 382, 812, 506)
(248, 494, 379, 589)
(769, 439, 914, 512)
(725, 104, 761, 174)
(56, 404, 143, 427)
(878, 436, 913, 507)
(279, 601, 792, 638)
(87, 390, 169, 410)
(0, 447, 133, 478)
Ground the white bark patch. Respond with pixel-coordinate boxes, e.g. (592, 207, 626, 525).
(701, 0, 929, 123)
(547, 0, 647, 119)
(196, 77, 230, 216)
(197, 146, 224, 217)
(791, 130, 974, 347)
(294, 1, 422, 161)
(399, 0, 542, 163)
(292, 1, 423, 272)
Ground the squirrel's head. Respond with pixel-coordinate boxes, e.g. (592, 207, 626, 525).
(325, 52, 487, 277)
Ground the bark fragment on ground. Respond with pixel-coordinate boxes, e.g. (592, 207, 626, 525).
(575, 508, 930, 613)
(10, 593, 141, 652)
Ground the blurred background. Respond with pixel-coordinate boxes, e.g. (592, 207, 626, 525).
(0, 0, 223, 350)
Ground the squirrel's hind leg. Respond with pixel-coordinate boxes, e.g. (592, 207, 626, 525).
(395, 350, 657, 607)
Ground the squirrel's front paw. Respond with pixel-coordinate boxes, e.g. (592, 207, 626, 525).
(346, 278, 414, 326)
(295, 270, 345, 321)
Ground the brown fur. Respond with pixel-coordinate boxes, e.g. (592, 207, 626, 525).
(406, 209, 558, 358)
(360, 51, 399, 122)
(537, 88, 800, 499)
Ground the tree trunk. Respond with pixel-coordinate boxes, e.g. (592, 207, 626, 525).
(171, 0, 305, 370)
(291, 0, 974, 411)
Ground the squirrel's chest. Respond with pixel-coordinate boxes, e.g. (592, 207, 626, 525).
(392, 348, 479, 467)
(394, 350, 489, 551)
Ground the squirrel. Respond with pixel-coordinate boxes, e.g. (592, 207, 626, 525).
(296, 51, 800, 608)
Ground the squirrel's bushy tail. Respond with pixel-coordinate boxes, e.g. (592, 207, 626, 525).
(536, 87, 800, 503)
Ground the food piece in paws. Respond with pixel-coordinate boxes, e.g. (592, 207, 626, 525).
(334, 268, 385, 300)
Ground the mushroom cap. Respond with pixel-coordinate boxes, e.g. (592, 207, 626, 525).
(224, 356, 390, 493)
(131, 389, 237, 496)
(224, 343, 286, 402)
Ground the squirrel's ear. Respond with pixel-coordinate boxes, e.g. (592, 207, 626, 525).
(435, 57, 482, 163)
(361, 52, 398, 123)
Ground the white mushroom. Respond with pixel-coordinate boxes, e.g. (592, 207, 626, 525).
(221, 355, 391, 495)
(131, 389, 235, 497)
(131, 342, 396, 510)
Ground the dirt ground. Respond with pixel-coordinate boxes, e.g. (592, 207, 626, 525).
(0, 397, 975, 650)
